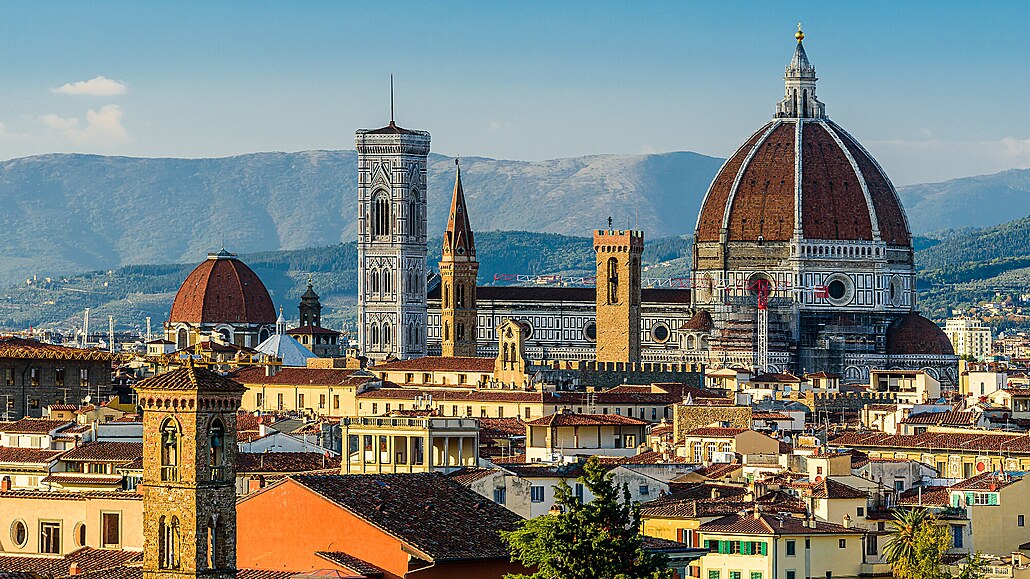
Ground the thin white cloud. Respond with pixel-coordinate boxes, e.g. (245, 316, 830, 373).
(39, 105, 129, 146)
(51, 76, 128, 96)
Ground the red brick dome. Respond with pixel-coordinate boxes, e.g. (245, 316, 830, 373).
(695, 119, 911, 247)
(886, 314, 955, 356)
(168, 251, 276, 325)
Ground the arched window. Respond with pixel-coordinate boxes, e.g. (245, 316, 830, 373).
(159, 516, 181, 570)
(209, 418, 225, 480)
(443, 322, 450, 341)
(607, 257, 619, 305)
(258, 328, 270, 343)
(372, 193, 390, 237)
(802, 89, 809, 118)
(382, 323, 391, 347)
(206, 515, 219, 570)
(176, 328, 188, 350)
(457, 323, 465, 341)
(382, 269, 392, 294)
(369, 324, 379, 347)
(443, 283, 449, 308)
(370, 268, 380, 295)
(408, 194, 418, 236)
(160, 418, 180, 482)
(218, 329, 231, 343)
(456, 284, 465, 308)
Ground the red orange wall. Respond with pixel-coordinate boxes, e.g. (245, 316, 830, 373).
(235, 479, 527, 579)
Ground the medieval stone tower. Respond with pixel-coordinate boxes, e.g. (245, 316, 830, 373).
(135, 366, 245, 579)
(356, 119, 431, 361)
(439, 160, 479, 358)
(594, 229, 643, 364)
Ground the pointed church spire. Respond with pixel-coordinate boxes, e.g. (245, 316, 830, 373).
(276, 306, 286, 335)
(442, 159, 476, 260)
(776, 24, 825, 119)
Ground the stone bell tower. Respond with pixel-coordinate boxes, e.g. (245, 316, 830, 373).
(135, 365, 245, 579)
(439, 160, 479, 358)
(594, 229, 643, 364)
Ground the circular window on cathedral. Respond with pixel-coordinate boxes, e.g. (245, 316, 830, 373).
(823, 274, 855, 307)
(888, 275, 903, 307)
(651, 322, 671, 344)
(521, 321, 534, 339)
(583, 321, 597, 342)
(10, 520, 27, 547)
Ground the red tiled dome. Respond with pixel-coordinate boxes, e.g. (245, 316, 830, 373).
(695, 118, 910, 247)
(168, 251, 276, 325)
(886, 314, 955, 356)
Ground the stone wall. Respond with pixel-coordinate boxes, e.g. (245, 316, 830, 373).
(578, 361, 703, 389)
(673, 404, 752, 441)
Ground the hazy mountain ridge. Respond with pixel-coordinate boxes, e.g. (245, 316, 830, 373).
(898, 168, 1030, 233)
(0, 150, 723, 287)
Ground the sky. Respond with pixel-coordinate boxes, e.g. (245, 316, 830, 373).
(1, 1, 1029, 185)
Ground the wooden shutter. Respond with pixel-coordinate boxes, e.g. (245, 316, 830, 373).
(102, 513, 119, 546)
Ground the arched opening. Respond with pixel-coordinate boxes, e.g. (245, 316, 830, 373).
(443, 282, 450, 308)
(159, 516, 181, 570)
(408, 195, 418, 236)
(218, 329, 231, 343)
(176, 328, 188, 350)
(209, 418, 225, 479)
(456, 284, 465, 308)
(443, 322, 450, 341)
(802, 89, 809, 117)
(382, 269, 392, 294)
(369, 324, 379, 347)
(370, 268, 380, 295)
(371, 193, 390, 237)
(382, 323, 391, 349)
(206, 515, 219, 570)
(258, 328, 270, 342)
(160, 418, 180, 482)
(606, 257, 619, 305)
(457, 322, 465, 341)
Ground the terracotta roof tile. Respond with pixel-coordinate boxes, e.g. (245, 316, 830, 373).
(886, 314, 955, 356)
(0, 337, 116, 361)
(373, 356, 495, 373)
(287, 473, 522, 561)
(0, 548, 142, 576)
(1, 418, 74, 434)
(231, 366, 362, 386)
(315, 551, 385, 577)
(236, 452, 340, 473)
(168, 252, 276, 324)
(134, 366, 246, 393)
(526, 412, 648, 427)
(685, 427, 749, 438)
(61, 442, 143, 463)
(700, 512, 862, 535)
(0, 447, 64, 464)
(446, 467, 499, 486)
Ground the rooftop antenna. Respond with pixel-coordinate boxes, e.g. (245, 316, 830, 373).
(390, 74, 395, 124)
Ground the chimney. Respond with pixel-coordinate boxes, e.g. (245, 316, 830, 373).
(68, 563, 80, 575)
(248, 476, 265, 493)
(0, 477, 10, 492)
(843, 514, 852, 529)
(711, 488, 720, 500)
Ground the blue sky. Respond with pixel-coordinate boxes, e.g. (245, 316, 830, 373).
(0, 1, 1028, 184)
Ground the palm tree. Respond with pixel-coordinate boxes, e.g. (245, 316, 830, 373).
(884, 507, 934, 578)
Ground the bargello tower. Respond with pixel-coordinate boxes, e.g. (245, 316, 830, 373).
(134, 365, 245, 579)
(439, 160, 479, 357)
(594, 229, 643, 364)
(356, 118, 431, 361)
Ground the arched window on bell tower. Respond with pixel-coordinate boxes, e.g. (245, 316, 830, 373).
(159, 515, 181, 570)
(209, 418, 225, 481)
(160, 418, 180, 482)
(372, 193, 390, 238)
(206, 514, 219, 570)
(607, 257, 620, 305)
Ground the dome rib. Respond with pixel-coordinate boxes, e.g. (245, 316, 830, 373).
(725, 122, 796, 242)
(820, 121, 881, 241)
(694, 122, 775, 243)
(799, 122, 873, 241)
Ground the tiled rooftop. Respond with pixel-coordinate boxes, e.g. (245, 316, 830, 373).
(0, 446, 64, 464)
(236, 452, 341, 473)
(525, 412, 647, 427)
(61, 442, 143, 463)
(288, 473, 522, 561)
(0, 418, 73, 434)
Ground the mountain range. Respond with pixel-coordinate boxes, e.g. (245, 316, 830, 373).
(5, 149, 1030, 289)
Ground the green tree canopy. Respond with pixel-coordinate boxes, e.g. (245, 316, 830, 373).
(501, 457, 671, 579)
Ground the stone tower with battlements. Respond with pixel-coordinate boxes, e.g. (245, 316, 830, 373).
(439, 160, 479, 358)
(594, 230, 643, 364)
(356, 120, 431, 361)
(135, 365, 245, 579)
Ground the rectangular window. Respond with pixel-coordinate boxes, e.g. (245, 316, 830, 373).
(30, 368, 39, 387)
(319, 394, 326, 409)
(786, 572, 796, 579)
(639, 485, 649, 496)
(1020, 515, 1025, 527)
(708, 572, 721, 579)
(40, 522, 61, 554)
(867, 534, 878, 556)
(55, 368, 65, 388)
(952, 525, 963, 548)
(102, 512, 120, 547)
(750, 573, 762, 579)
(481, 408, 488, 417)
(405, 373, 414, 383)
(493, 488, 506, 505)
(531, 486, 545, 503)
(729, 572, 741, 579)
(498, 406, 504, 418)
(452, 405, 458, 417)
(857, 507, 865, 517)
(298, 393, 305, 408)
(79, 368, 89, 387)
(458, 374, 467, 384)
(412, 437, 425, 465)
(839, 539, 847, 549)
(256, 393, 263, 407)
(277, 393, 284, 410)
(385, 403, 391, 413)
(525, 407, 531, 419)
(363, 435, 375, 463)
(422, 373, 431, 383)
(333, 395, 340, 410)
(786, 540, 796, 556)
(372, 403, 378, 414)
(575, 483, 584, 504)
(651, 408, 657, 421)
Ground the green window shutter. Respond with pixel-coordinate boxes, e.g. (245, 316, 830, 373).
(703, 539, 710, 549)
(760, 542, 768, 555)
(965, 491, 975, 506)
(951, 493, 961, 508)
(742, 542, 749, 555)
(989, 493, 1000, 506)
(752, 573, 764, 579)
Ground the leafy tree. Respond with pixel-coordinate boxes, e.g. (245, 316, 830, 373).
(501, 457, 670, 579)
(884, 508, 985, 579)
